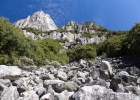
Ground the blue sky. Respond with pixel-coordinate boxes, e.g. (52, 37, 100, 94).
(0, 0, 140, 31)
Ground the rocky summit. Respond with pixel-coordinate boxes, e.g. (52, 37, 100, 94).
(14, 11, 57, 31)
(0, 56, 140, 100)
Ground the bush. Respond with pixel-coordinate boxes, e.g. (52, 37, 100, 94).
(44, 65, 54, 70)
(51, 61, 61, 68)
(22, 27, 43, 35)
(81, 33, 93, 38)
(67, 44, 96, 62)
(13, 56, 37, 70)
(127, 23, 140, 55)
(55, 38, 69, 43)
(97, 34, 127, 57)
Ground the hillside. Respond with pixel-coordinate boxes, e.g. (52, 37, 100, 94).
(0, 11, 140, 100)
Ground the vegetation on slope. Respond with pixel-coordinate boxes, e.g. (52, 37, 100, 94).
(1, 17, 140, 67)
(0, 17, 69, 66)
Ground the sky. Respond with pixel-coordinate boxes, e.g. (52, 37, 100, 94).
(0, 0, 140, 31)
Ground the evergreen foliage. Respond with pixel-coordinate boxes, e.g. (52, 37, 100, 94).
(81, 33, 93, 38)
(22, 27, 43, 35)
(1, 17, 140, 67)
(0, 17, 69, 66)
(67, 44, 96, 62)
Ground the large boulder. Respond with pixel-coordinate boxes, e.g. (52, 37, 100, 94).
(119, 71, 137, 83)
(0, 65, 22, 80)
(44, 80, 78, 93)
(111, 92, 140, 100)
(0, 86, 19, 100)
(71, 85, 110, 100)
(70, 85, 140, 100)
(100, 61, 113, 74)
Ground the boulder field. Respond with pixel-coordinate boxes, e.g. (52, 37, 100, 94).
(0, 56, 140, 100)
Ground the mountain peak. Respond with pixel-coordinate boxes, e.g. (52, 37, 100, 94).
(14, 11, 57, 31)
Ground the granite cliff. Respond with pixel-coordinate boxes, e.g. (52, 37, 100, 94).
(14, 11, 57, 31)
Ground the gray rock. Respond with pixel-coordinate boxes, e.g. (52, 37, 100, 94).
(34, 77, 43, 84)
(79, 59, 87, 68)
(19, 91, 39, 100)
(116, 84, 125, 92)
(100, 61, 113, 74)
(44, 80, 65, 90)
(0, 83, 7, 95)
(44, 80, 78, 93)
(0, 86, 19, 100)
(55, 90, 74, 100)
(12, 78, 29, 94)
(111, 92, 140, 100)
(42, 74, 55, 80)
(118, 71, 137, 83)
(0, 65, 22, 80)
(72, 78, 82, 85)
(110, 77, 122, 92)
(34, 86, 46, 97)
(34, 71, 42, 76)
(78, 36, 105, 45)
(64, 82, 78, 92)
(125, 86, 140, 96)
(90, 68, 100, 80)
(71, 85, 140, 100)
(40, 93, 55, 100)
(57, 70, 68, 81)
(137, 77, 140, 84)
(46, 85, 55, 94)
(14, 11, 57, 31)
(99, 69, 109, 80)
(0, 79, 11, 87)
(71, 85, 110, 100)
(77, 71, 88, 79)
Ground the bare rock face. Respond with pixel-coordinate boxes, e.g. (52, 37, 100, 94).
(14, 11, 57, 31)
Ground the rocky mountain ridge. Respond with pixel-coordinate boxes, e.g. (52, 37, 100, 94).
(14, 11, 107, 47)
(14, 11, 57, 31)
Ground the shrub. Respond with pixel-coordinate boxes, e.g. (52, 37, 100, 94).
(67, 44, 97, 62)
(22, 27, 43, 35)
(44, 65, 54, 70)
(13, 56, 37, 70)
(81, 33, 93, 38)
(51, 61, 61, 68)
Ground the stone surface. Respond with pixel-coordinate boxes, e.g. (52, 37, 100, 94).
(71, 85, 110, 100)
(0, 86, 19, 100)
(14, 11, 57, 31)
(57, 70, 68, 81)
(0, 65, 22, 80)
(19, 91, 39, 100)
(40, 93, 55, 100)
(100, 61, 113, 74)
(0, 56, 140, 99)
